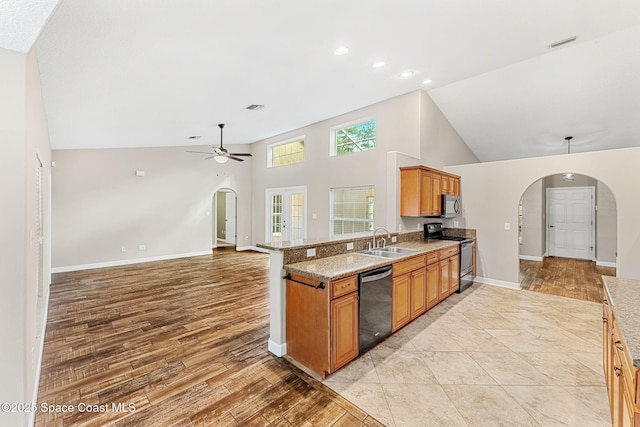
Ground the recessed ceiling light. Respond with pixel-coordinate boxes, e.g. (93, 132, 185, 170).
(372, 61, 386, 68)
(334, 46, 349, 55)
(421, 79, 433, 85)
(400, 70, 415, 78)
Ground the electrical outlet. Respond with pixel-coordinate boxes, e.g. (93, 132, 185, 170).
(307, 248, 316, 257)
(504, 222, 511, 231)
(453, 221, 459, 228)
(121, 246, 127, 253)
(346, 242, 354, 250)
(391, 236, 397, 243)
(138, 244, 146, 251)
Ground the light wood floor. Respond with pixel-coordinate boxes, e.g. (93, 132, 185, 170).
(36, 248, 383, 426)
(520, 256, 616, 303)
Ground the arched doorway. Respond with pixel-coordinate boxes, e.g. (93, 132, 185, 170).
(213, 189, 237, 249)
(518, 172, 617, 302)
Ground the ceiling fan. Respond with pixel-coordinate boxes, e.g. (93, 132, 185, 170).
(187, 124, 252, 163)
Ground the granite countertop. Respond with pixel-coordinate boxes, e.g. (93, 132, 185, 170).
(285, 240, 459, 281)
(602, 276, 640, 368)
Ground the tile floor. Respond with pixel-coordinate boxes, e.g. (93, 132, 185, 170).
(323, 284, 611, 427)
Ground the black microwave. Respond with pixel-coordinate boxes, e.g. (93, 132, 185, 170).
(441, 194, 461, 218)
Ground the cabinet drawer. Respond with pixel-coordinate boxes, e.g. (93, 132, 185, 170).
(439, 245, 459, 259)
(393, 255, 426, 277)
(426, 251, 439, 265)
(331, 275, 358, 299)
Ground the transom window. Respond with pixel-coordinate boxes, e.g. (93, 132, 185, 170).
(330, 119, 376, 156)
(267, 137, 304, 168)
(330, 186, 375, 237)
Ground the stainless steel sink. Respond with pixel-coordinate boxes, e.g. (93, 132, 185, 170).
(357, 246, 417, 258)
(376, 247, 417, 254)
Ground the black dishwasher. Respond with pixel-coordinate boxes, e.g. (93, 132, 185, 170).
(358, 265, 393, 354)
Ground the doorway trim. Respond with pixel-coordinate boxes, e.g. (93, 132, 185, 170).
(212, 188, 237, 249)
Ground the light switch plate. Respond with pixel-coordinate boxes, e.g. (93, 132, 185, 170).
(346, 242, 354, 250)
(307, 248, 316, 257)
(391, 236, 397, 243)
(504, 222, 511, 230)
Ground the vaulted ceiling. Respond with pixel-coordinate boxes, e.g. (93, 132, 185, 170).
(2, 0, 640, 161)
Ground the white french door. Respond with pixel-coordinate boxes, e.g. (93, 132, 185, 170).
(265, 186, 307, 243)
(547, 187, 595, 260)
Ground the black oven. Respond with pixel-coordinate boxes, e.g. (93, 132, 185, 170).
(424, 223, 474, 293)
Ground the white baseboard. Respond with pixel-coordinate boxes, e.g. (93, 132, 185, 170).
(475, 276, 521, 290)
(596, 260, 617, 268)
(51, 250, 212, 273)
(519, 255, 543, 262)
(268, 339, 287, 357)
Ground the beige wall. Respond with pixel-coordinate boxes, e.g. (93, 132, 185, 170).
(0, 48, 52, 427)
(446, 147, 640, 286)
(51, 146, 253, 269)
(597, 181, 617, 264)
(251, 91, 423, 243)
(519, 179, 544, 259)
(251, 90, 479, 244)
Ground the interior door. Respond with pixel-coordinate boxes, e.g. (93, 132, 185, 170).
(266, 186, 307, 243)
(547, 187, 594, 260)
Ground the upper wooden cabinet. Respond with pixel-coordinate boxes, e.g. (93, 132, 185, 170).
(400, 166, 460, 217)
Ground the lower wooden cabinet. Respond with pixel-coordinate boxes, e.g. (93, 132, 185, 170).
(286, 273, 358, 378)
(410, 268, 427, 320)
(392, 274, 411, 332)
(330, 293, 359, 371)
(426, 262, 439, 309)
(603, 296, 640, 426)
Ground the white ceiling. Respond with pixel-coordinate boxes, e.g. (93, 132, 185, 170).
(3, 0, 640, 161)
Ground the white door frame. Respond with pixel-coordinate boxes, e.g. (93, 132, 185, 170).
(212, 188, 237, 248)
(546, 186, 595, 260)
(265, 186, 307, 243)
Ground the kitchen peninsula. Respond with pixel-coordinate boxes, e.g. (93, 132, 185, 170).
(258, 228, 475, 378)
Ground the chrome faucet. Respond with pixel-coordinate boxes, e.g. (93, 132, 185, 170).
(372, 227, 391, 249)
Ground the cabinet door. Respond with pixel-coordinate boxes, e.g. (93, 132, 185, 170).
(426, 262, 439, 309)
(449, 256, 460, 294)
(431, 174, 442, 215)
(330, 293, 359, 372)
(392, 274, 411, 331)
(453, 177, 461, 196)
(438, 259, 450, 301)
(419, 171, 433, 216)
(410, 269, 427, 319)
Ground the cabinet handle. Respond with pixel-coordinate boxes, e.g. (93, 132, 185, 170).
(614, 366, 622, 377)
(615, 340, 623, 351)
(602, 317, 608, 323)
(284, 274, 325, 290)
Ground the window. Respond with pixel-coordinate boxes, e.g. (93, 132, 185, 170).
(330, 186, 375, 237)
(330, 119, 376, 156)
(267, 137, 304, 167)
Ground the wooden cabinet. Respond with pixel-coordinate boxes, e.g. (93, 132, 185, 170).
(331, 293, 359, 372)
(603, 296, 640, 426)
(449, 255, 460, 294)
(400, 166, 460, 217)
(392, 255, 427, 331)
(392, 274, 411, 332)
(409, 268, 427, 320)
(286, 273, 358, 378)
(426, 261, 439, 309)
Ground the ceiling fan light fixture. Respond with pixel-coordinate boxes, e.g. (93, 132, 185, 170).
(214, 155, 229, 164)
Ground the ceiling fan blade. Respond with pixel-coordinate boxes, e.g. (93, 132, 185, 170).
(227, 155, 245, 162)
(228, 153, 252, 157)
(187, 150, 214, 155)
